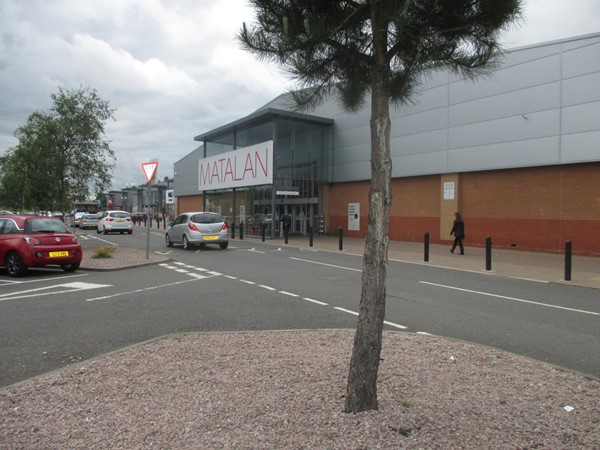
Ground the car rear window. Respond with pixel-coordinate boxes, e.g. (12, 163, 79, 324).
(110, 212, 129, 219)
(25, 218, 70, 234)
(191, 213, 222, 224)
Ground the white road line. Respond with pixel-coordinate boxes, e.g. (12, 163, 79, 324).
(334, 307, 358, 315)
(240, 279, 256, 285)
(259, 285, 276, 291)
(0, 282, 112, 302)
(303, 297, 328, 306)
(383, 320, 408, 329)
(420, 281, 599, 316)
(289, 257, 362, 272)
(280, 291, 299, 297)
(86, 278, 199, 301)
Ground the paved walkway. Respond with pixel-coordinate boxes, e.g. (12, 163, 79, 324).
(235, 233, 600, 290)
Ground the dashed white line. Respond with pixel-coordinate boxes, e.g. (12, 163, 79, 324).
(303, 297, 328, 306)
(259, 285, 277, 291)
(420, 281, 599, 316)
(280, 291, 299, 297)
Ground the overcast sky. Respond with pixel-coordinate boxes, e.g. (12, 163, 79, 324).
(1, 0, 598, 191)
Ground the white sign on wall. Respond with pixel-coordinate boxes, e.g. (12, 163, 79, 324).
(348, 203, 360, 231)
(198, 141, 274, 191)
(443, 181, 455, 200)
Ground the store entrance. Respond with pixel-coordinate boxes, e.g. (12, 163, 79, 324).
(277, 203, 316, 237)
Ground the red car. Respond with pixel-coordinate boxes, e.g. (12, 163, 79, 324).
(0, 215, 83, 277)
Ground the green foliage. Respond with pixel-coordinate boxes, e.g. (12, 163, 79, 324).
(0, 86, 116, 211)
(92, 245, 116, 259)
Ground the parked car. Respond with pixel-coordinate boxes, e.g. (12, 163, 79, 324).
(0, 215, 82, 277)
(68, 212, 86, 228)
(165, 212, 228, 250)
(97, 210, 133, 234)
(79, 213, 101, 230)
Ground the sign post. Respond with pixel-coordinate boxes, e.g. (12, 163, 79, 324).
(142, 162, 158, 259)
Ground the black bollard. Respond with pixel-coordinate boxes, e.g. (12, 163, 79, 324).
(240, 221, 244, 240)
(485, 236, 492, 271)
(564, 240, 572, 281)
(424, 232, 430, 262)
(231, 221, 235, 239)
(261, 223, 266, 242)
(338, 227, 343, 251)
(309, 225, 313, 247)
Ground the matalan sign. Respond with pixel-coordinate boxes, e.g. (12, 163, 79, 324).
(198, 141, 273, 191)
(142, 161, 158, 183)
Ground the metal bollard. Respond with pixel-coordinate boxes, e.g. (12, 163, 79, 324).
(309, 225, 313, 247)
(485, 236, 492, 271)
(564, 240, 572, 281)
(261, 223, 266, 242)
(231, 221, 235, 239)
(240, 221, 244, 240)
(424, 232, 430, 262)
(338, 227, 343, 251)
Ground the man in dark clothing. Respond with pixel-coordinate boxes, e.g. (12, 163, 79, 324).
(450, 212, 465, 255)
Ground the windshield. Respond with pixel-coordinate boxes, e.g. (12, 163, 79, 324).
(191, 213, 222, 224)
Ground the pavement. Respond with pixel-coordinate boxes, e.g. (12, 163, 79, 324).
(80, 228, 600, 289)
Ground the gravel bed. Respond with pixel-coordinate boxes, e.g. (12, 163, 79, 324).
(1, 330, 599, 449)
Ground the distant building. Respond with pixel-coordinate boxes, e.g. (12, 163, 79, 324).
(174, 33, 600, 256)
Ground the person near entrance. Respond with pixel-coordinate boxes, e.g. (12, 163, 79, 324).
(450, 212, 465, 255)
(282, 214, 291, 240)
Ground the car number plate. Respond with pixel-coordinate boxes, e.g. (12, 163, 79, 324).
(49, 251, 69, 257)
(203, 235, 218, 240)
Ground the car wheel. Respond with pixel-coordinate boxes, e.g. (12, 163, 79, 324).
(165, 234, 173, 247)
(182, 235, 190, 250)
(219, 242, 229, 249)
(103, 228, 109, 235)
(61, 263, 80, 273)
(5, 252, 27, 277)
(97, 226, 102, 234)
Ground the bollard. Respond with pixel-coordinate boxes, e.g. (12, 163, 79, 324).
(424, 232, 430, 262)
(240, 221, 244, 240)
(485, 236, 492, 271)
(338, 227, 343, 251)
(261, 223, 266, 242)
(309, 225, 313, 247)
(564, 240, 572, 281)
(231, 221, 235, 239)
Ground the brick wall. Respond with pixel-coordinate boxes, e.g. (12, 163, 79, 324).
(324, 163, 600, 256)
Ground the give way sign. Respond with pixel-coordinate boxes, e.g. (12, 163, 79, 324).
(142, 161, 158, 183)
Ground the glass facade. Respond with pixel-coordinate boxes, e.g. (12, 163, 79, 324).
(197, 111, 333, 238)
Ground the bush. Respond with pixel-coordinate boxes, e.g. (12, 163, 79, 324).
(92, 245, 116, 259)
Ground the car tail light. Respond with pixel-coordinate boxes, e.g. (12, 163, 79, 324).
(106, 217, 114, 222)
(127, 217, 132, 222)
(24, 237, 41, 246)
(72, 236, 79, 244)
(188, 223, 199, 232)
(221, 223, 228, 232)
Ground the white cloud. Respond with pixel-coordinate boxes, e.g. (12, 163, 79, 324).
(0, 0, 598, 191)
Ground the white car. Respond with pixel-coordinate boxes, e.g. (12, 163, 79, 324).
(97, 210, 133, 235)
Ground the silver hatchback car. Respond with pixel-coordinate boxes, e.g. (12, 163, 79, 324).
(165, 212, 228, 250)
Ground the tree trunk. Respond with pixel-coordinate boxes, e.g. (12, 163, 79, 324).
(344, 4, 392, 413)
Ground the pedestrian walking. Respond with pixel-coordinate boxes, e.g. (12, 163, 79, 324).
(450, 212, 465, 255)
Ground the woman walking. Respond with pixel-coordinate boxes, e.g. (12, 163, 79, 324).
(450, 212, 465, 255)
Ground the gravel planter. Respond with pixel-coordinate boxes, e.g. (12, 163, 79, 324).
(1, 330, 599, 449)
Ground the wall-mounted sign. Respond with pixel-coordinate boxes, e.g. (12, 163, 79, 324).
(348, 202, 360, 231)
(198, 141, 273, 191)
(165, 189, 174, 204)
(444, 181, 455, 200)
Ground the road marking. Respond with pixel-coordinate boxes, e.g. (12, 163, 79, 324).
(289, 257, 362, 272)
(0, 282, 112, 302)
(303, 297, 328, 305)
(420, 281, 600, 316)
(160, 262, 221, 278)
(86, 278, 200, 301)
(259, 285, 276, 291)
(280, 290, 299, 297)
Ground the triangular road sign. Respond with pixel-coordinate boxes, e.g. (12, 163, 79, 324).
(142, 161, 158, 183)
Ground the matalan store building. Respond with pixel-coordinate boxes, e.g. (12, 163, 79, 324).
(173, 33, 600, 256)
